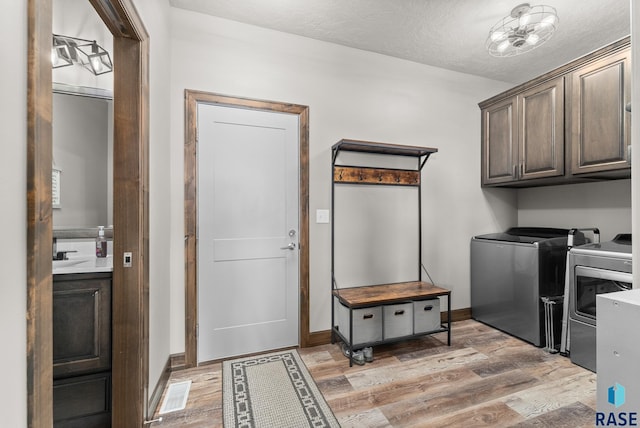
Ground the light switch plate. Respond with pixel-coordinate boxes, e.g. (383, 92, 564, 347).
(123, 252, 132, 268)
(316, 209, 330, 224)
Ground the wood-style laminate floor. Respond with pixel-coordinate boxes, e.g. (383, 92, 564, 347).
(150, 320, 597, 427)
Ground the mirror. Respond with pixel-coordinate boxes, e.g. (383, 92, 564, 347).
(52, 83, 113, 230)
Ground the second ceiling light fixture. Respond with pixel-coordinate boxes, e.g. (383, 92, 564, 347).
(486, 3, 559, 57)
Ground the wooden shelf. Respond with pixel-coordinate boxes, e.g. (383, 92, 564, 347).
(332, 139, 438, 158)
(333, 281, 450, 308)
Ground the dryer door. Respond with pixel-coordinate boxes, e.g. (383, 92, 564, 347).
(571, 266, 632, 325)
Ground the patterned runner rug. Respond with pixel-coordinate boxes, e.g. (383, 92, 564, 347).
(223, 349, 340, 428)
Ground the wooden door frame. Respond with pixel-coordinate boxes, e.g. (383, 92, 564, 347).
(27, 0, 149, 426)
(184, 90, 311, 367)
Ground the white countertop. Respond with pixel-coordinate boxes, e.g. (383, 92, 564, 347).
(53, 255, 113, 275)
(598, 288, 640, 305)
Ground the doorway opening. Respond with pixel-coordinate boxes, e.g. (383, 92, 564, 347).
(27, 0, 149, 425)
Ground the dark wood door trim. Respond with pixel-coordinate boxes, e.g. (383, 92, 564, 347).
(184, 90, 310, 367)
(27, 1, 54, 425)
(109, 24, 151, 427)
(27, 0, 149, 426)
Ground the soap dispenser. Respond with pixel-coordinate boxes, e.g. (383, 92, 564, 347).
(96, 226, 107, 258)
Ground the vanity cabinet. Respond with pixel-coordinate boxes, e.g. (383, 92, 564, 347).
(481, 77, 564, 185)
(568, 49, 631, 175)
(53, 372, 111, 427)
(53, 272, 112, 428)
(480, 37, 630, 188)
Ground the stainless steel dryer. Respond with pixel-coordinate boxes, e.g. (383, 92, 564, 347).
(568, 234, 632, 372)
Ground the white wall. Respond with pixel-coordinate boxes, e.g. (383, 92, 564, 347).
(0, 1, 27, 425)
(334, 184, 420, 288)
(168, 8, 516, 351)
(518, 180, 632, 241)
(133, 0, 173, 405)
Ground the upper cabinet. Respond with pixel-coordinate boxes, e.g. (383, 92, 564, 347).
(569, 49, 631, 175)
(482, 95, 517, 185)
(519, 77, 565, 181)
(479, 37, 630, 188)
(482, 77, 564, 186)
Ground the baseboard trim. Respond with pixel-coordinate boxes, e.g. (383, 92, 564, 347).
(305, 330, 332, 347)
(445, 307, 472, 323)
(148, 355, 172, 419)
(302, 307, 472, 348)
(170, 352, 186, 371)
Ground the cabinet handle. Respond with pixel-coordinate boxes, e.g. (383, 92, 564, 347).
(513, 165, 517, 179)
(363, 314, 374, 319)
(394, 310, 405, 316)
(423, 305, 434, 311)
(520, 163, 524, 177)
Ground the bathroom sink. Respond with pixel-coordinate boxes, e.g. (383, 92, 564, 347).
(52, 259, 85, 268)
(53, 256, 113, 274)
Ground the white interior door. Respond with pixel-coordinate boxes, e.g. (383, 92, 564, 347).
(197, 103, 299, 362)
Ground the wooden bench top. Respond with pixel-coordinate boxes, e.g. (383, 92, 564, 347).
(333, 281, 450, 308)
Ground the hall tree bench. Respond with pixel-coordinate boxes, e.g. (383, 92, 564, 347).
(330, 140, 450, 366)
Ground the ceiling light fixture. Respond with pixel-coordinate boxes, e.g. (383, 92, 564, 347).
(486, 3, 559, 57)
(52, 34, 113, 75)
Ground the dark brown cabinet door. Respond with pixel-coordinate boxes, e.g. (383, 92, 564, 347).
(53, 372, 111, 427)
(481, 96, 518, 185)
(569, 49, 631, 175)
(53, 274, 112, 378)
(519, 77, 564, 180)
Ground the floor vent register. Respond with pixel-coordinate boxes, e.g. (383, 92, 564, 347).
(159, 380, 192, 414)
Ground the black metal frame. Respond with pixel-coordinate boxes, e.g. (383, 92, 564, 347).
(330, 139, 444, 366)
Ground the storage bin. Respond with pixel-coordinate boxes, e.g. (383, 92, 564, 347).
(383, 302, 414, 339)
(413, 298, 441, 334)
(335, 299, 382, 345)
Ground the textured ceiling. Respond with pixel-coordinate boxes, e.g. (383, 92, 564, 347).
(169, 0, 630, 85)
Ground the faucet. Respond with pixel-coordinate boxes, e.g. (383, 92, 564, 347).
(53, 250, 77, 261)
(52, 238, 77, 260)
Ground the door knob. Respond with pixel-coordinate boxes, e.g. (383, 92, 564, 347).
(280, 242, 296, 250)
